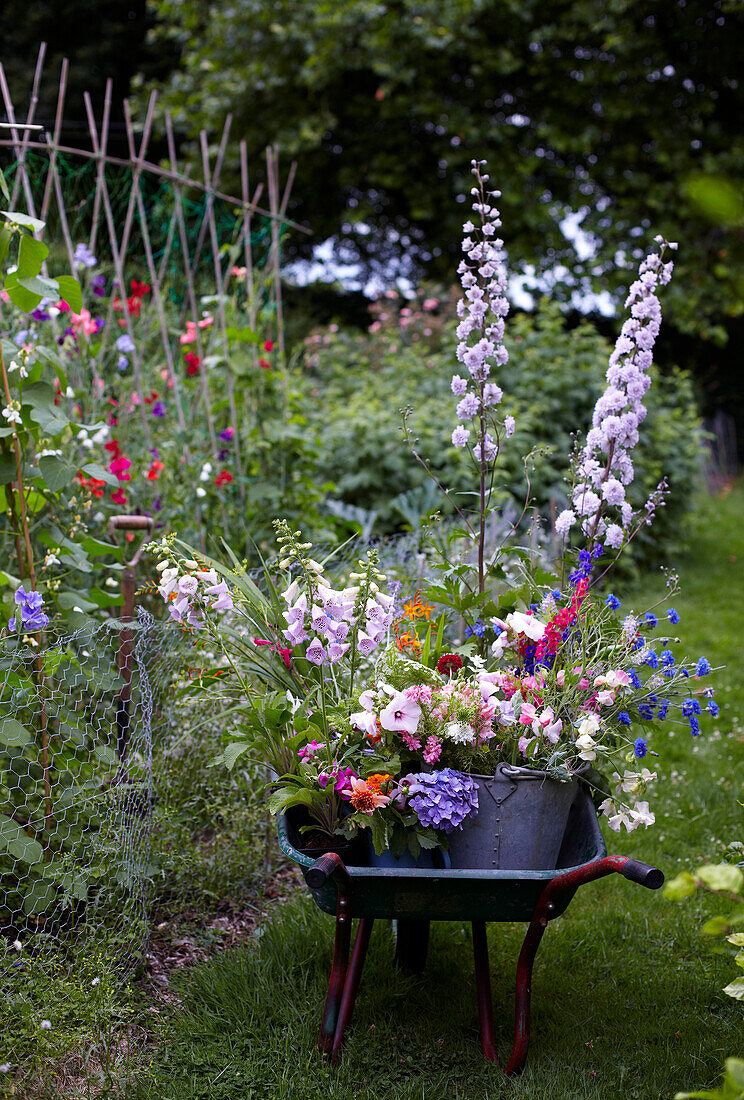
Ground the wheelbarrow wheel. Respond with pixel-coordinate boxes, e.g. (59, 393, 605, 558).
(393, 919, 429, 974)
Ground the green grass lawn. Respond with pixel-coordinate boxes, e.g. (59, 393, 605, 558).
(124, 485, 744, 1100)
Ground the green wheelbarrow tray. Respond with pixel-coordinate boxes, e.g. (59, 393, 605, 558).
(277, 790, 664, 1075)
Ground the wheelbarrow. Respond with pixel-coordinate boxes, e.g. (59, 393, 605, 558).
(277, 790, 664, 1075)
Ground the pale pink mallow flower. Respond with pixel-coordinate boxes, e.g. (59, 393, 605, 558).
(379, 692, 422, 735)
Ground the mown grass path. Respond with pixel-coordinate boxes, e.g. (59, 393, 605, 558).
(131, 486, 744, 1100)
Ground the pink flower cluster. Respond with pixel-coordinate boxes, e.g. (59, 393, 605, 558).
(157, 563, 235, 628)
(451, 160, 514, 456)
(281, 576, 394, 666)
(557, 237, 677, 546)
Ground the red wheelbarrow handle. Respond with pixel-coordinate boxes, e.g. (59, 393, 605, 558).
(503, 853, 664, 1076)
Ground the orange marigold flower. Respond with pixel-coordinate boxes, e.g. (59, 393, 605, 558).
(366, 773, 393, 795)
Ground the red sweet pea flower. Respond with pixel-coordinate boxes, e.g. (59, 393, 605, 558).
(184, 352, 201, 376)
(263, 340, 274, 352)
(111, 488, 128, 505)
(130, 279, 151, 298)
(214, 470, 233, 487)
(76, 472, 106, 497)
(105, 439, 122, 459)
(259, 357, 271, 370)
(147, 460, 165, 481)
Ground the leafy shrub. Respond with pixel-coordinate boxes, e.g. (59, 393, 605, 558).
(300, 294, 703, 569)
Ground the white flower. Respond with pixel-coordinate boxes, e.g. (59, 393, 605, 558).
(629, 801, 655, 828)
(44, 553, 60, 567)
(504, 610, 546, 641)
(12, 939, 22, 952)
(445, 721, 476, 745)
(0, 1063, 11, 1073)
(91, 977, 100, 987)
(40, 1020, 52, 1030)
(2, 405, 21, 425)
(196, 487, 206, 497)
(105, 577, 119, 588)
(575, 733, 597, 761)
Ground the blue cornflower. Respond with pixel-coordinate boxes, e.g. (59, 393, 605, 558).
(660, 649, 675, 667)
(644, 612, 658, 628)
(667, 608, 680, 625)
(657, 700, 670, 719)
(464, 624, 473, 639)
(617, 712, 632, 726)
(696, 656, 711, 677)
(629, 670, 642, 689)
(681, 668, 690, 678)
(551, 590, 562, 601)
(689, 715, 701, 736)
(472, 620, 485, 637)
(634, 738, 648, 758)
(632, 635, 646, 652)
(606, 593, 621, 609)
(681, 698, 702, 717)
(638, 705, 654, 720)
(707, 700, 720, 718)
(644, 650, 659, 669)
(593, 544, 604, 559)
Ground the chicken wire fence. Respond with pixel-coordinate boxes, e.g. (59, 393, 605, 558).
(0, 610, 198, 1054)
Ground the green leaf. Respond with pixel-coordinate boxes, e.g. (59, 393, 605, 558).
(0, 225, 12, 268)
(0, 169, 8, 202)
(1, 210, 45, 233)
(23, 880, 57, 916)
(81, 462, 118, 487)
(219, 741, 251, 770)
(722, 977, 744, 1000)
(663, 871, 698, 901)
(697, 864, 744, 894)
(0, 718, 33, 748)
(727, 933, 744, 947)
(55, 274, 82, 313)
(16, 234, 48, 278)
(4, 271, 43, 312)
(702, 916, 732, 936)
(17, 274, 59, 299)
(39, 455, 73, 492)
(0, 818, 44, 864)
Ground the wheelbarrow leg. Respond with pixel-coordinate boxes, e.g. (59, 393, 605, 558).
(471, 920, 498, 1063)
(319, 893, 352, 1055)
(503, 906, 553, 1075)
(330, 917, 375, 1064)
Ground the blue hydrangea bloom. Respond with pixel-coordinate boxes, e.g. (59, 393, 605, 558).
(617, 712, 632, 726)
(696, 656, 711, 677)
(634, 738, 648, 758)
(667, 608, 680, 625)
(606, 594, 621, 609)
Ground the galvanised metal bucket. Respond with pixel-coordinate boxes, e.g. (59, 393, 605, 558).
(447, 763, 582, 871)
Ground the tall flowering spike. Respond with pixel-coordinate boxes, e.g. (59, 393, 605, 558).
(558, 237, 677, 547)
(451, 160, 512, 454)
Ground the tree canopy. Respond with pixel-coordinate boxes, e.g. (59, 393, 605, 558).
(142, 0, 744, 346)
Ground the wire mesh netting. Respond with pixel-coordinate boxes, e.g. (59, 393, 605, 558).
(0, 610, 194, 1070)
